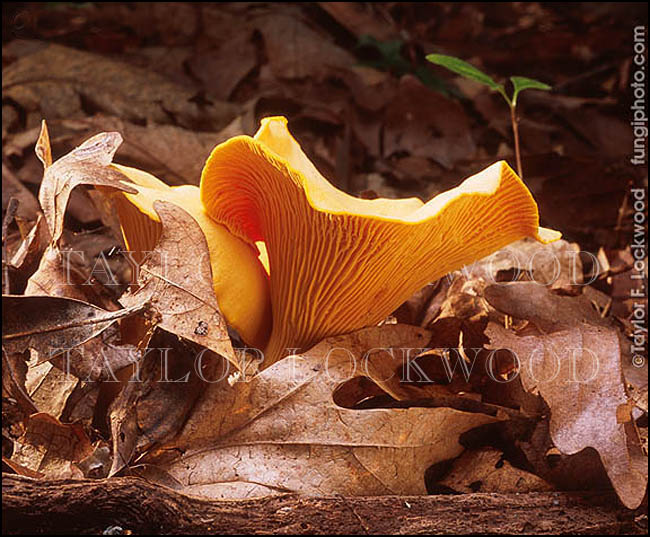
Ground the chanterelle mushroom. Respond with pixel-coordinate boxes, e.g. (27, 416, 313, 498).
(200, 116, 560, 365)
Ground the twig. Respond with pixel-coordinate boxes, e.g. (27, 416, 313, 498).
(2, 197, 19, 294)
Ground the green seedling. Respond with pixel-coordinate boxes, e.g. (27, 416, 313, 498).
(426, 53, 551, 179)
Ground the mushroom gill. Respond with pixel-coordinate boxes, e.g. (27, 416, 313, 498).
(200, 116, 560, 365)
(110, 164, 272, 350)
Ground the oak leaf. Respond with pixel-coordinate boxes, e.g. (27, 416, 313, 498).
(485, 282, 647, 509)
(137, 325, 500, 498)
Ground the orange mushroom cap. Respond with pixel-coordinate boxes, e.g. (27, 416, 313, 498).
(201, 116, 560, 365)
(110, 164, 272, 350)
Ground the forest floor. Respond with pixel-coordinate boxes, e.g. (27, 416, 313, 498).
(2, 2, 648, 534)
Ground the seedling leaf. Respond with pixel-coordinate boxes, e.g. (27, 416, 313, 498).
(510, 76, 551, 105)
(426, 54, 502, 91)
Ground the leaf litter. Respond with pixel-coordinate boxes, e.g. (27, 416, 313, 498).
(137, 326, 501, 498)
(1, 2, 647, 513)
(485, 282, 647, 509)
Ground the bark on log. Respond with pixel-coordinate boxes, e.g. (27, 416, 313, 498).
(2, 473, 646, 535)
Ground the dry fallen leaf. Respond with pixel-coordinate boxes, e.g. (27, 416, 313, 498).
(108, 331, 227, 477)
(25, 244, 103, 303)
(483, 281, 603, 331)
(119, 200, 237, 368)
(2, 348, 37, 416)
(5, 129, 155, 443)
(24, 360, 89, 422)
(187, 32, 258, 101)
(2, 163, 41, 222)
(3, 41, 238, 131)
(511, 414, 614, 493)
(136, 325, 500, 499)
(252, 12, 354, 80)
(34, 119, 53, 168)
(383, 75, 476, 169)
(18, 240, 142, 383)
(438, 447, 554, 493)
(2, 294, 142, 360)
(485, 282, 647, 509)
(317, 3, 398, 41)
(7, 214, 48, 277)
(10, 412, 94, 479)
(36, 125, 137, 245)
(2, 456, 44, 479)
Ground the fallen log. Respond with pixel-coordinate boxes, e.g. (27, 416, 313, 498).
(2, 474, 645, 535)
